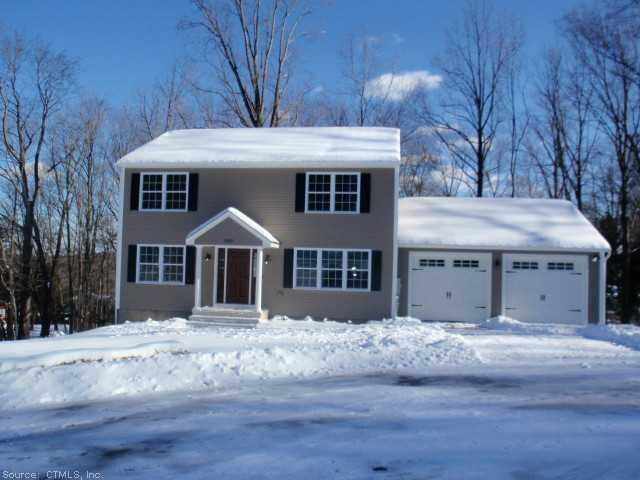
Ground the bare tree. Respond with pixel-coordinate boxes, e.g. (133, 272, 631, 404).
(0, 33, 75, 338)
(422, 0, 522, 197)
(182, 0, 310, 127)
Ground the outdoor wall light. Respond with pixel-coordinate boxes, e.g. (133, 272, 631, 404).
(204, 253, 212, 262)
(264, 255, 271, 265)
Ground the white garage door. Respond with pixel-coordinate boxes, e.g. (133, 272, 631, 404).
(502, 254, 589, 325)
(408, 252, 492, 322)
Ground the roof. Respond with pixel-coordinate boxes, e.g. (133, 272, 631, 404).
(186, 207, 279, 248)
(117, 127, 401, 168)
(398, 197, 611, 253)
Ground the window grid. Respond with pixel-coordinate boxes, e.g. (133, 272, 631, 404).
(322, 250, 343, 288)
(512, 261, 539, 270)
(140, 173, 188, 211)
(295, 250, 318, 288)
(293, 248, 371, 291)
(548, 262, 574, 271)
(305, 173, 360, 214)
(347, 251, 369, 289)
(137, 245, 185, 284)
(419, 259, 445, 268)
(453, 259, 480, 269)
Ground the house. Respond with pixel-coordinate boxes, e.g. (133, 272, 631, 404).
(115, 127, 399, 326)
(398, 197, 610, 325)
(115, 127, 610, 326)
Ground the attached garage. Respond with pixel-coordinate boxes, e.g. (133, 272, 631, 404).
(398, 197, 611, 325)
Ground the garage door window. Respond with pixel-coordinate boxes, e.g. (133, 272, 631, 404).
(548, 262, 574, 271)
(453, 259, 479, 268)
(512, 261, 538, 270)
(419, 259, 445, 267)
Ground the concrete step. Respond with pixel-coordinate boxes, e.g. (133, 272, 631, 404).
(191, 307, 261, 319)
(188, 315, 259, 328)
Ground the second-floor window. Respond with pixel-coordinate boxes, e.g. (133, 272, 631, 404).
(305, 172, 360, 213)
(140, 173, 188, 211)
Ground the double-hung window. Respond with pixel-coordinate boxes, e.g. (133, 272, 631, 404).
(140, 173, 188, 211)
(305, 173, 360, 213)
(137, 245, 185, 284)
(294, 248, 371, 291)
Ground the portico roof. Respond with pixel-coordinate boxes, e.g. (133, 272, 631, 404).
(186, 207, 280, 248)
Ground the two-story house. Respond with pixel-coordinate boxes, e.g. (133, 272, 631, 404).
(115, 127, 399, 325)
(116, 126, 611, 327)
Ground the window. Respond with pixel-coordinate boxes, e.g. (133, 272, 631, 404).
(306, 173, 360, 213)
(294, 248, 370, 291)
(419, 259, 445, 268)
(453, 259, 480, 269)
(512, 261, 538, 270)
(137, 245, 185, 284)
(548, 262, 574, 271)
(347, 251, 369, 289)
(322, 250, 343, 288)
(140, 173, 188, 211)
(295, 250, 318, 288)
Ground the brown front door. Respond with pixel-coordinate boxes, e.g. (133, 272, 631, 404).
(225, 249, 251, 304)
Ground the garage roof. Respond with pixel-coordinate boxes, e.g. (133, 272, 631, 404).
(399, 197, 611, 253)
(116, 127, 400, 168)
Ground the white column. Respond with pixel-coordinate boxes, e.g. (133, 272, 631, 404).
(195, 246, 203, 309)
(255, 249, 264, 313)
(599, 252, 608, 325)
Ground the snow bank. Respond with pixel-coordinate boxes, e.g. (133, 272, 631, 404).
(0, 340, 186, 373)
(399, 196, 610, 251)
(478, 316, 573, 335)
(0, 318, 477, 410)
(581, 324, 640, 351)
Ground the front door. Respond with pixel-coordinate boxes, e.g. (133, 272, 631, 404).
(225, 249, 251, 304)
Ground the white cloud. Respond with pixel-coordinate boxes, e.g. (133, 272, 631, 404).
(365, 70, 442, 102)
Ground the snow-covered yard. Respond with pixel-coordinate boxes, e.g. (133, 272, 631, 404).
(2, 317, 640, 479)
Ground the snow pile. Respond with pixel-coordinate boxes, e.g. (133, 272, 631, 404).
(117, 127, 401, 168)
(581, 324, 640, 351)
(399, 197, 610, 251)
(478, 316, 574, 335)
(0, 340, 185, 373)
(0, 318, 477, 409)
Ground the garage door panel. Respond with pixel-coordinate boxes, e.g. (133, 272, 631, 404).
(502, 254, 588, 325)
(409, 252, 492, 322)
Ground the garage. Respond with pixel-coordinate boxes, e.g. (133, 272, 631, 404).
(502, 254, 589, 324)
(408, 251, 491, 322)
(397, 197, 611, 325)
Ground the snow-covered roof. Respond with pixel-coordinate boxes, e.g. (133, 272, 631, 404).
(399, 197, 610, 253)
(117, 127, 400, 168)
(186, 207, 279, 248)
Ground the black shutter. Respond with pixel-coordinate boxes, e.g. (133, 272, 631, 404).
(371, 250, 382, 291)
(283, 248, 294, 288)
(185, 246, 196, 284)
(127, 245, 137, 282)
(295, 173, 306, 212)
(130, 173, 140, 211)
(188, 173, 199, 211)
(360, 173, 371, 213)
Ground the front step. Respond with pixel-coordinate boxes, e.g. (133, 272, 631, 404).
(189, 306, 266, 328)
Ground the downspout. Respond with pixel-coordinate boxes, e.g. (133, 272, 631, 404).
(598, 250, 610, 325)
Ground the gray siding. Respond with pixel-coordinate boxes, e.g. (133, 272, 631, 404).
(119, 168, 395, 322)
(398, 247, 602, 324)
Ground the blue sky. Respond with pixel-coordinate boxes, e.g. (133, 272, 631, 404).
(1, 0, 581, 106)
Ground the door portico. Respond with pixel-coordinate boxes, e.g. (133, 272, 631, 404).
(186, 208, 279, 314)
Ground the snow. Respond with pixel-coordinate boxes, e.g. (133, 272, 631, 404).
(2, 318, 640, 478)
(116, 127, 401, 168)
(399, 196, 611, 252)
(186, 206, 279, 247)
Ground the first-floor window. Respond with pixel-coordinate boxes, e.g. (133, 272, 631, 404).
(294, 248, 370, 291)
(138, 245, 185, 284)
